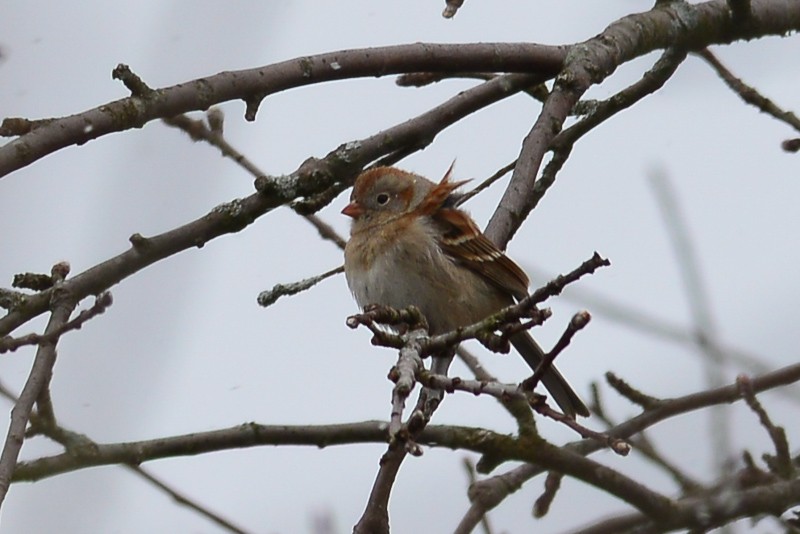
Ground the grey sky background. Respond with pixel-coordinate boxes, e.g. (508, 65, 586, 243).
(1, 2, 799, 533)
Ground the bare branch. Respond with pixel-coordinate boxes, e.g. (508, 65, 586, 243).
(606, 372, 663, 411)
(460, 458, 496, 534)
(257, 267, 343, 309)
(0, 43, 568, 178)
(442, 0, 465, 19)
(521, 311, 591, 392)
(783, 138, 800, 153)
(0, 381, 251, 534)
(0, 292, 112, 353)
(355, 357, 446, 534)
(737, 375, 794, 479)
(487, 45, 688, 245)
(0, 292, 76, 506)
(528, 263, 800, 403)
(698, 48, 800, 136)
(533, 471, 562, 518)
(162, 113, 268, 181)
(457, 345, 538, 435)
(485, 0, 800, 246)
(591, 385, 704, 493)
(7, 362, 799, 533)
(387, 329, 427, 442)
(468, 362, 800, 531)
(128, 466, 252, 534)
(458, 466, 532, 534)
(164, 110, 349, 250)
(455, 159, 517, 206)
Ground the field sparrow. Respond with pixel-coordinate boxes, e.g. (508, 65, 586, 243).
(342, 166, 589, 418)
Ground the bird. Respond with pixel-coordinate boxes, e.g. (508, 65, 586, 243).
(342, 165, 589, 418)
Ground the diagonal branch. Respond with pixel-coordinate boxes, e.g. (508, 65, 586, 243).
(485, 0, 800, 247)
(698, 48, 800, 134)
(0, 290, 76, 506)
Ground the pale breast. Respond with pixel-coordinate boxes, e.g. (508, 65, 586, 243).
(344, 218, 511, 334)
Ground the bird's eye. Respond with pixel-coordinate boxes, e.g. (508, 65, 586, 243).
(376, 193, 390, 205)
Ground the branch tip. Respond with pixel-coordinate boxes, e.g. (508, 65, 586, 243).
(782, 138, 800, 153)
(736, 374, 794, 478)
(533, 471, 563, 518)
(244, 94, 265, 122)
(442, 0, 465, 18)
(605, 372, 662, 410)
(129, 233, 150, 249)
(111, 64, 153, 97)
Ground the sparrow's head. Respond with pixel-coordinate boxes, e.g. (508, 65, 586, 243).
(342, 165, 466, 222)
(342, 167, 434, 220)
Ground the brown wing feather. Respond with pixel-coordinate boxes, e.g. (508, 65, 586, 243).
(435, 207, 530, 300)
(410, 166, 530, 299)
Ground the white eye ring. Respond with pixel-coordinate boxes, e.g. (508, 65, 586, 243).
(376, 193, 390, 205)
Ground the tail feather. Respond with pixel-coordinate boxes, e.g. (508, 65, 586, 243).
(510, 332, 589, 418)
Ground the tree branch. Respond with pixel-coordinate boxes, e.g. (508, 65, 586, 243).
(485, 0, 800, 246)
(0, 290, 76, 506)
(0, 43, 567, 179)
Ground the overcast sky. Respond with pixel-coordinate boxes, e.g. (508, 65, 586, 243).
(1, 2, 799, 533)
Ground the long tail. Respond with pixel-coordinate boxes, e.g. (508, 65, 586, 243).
(510, 331, 589, 418)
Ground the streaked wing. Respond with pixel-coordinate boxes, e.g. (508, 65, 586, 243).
(411, 166, 530, 299)
(435, 207, 530, 300)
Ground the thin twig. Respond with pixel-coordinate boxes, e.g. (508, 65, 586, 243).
(698, 48, 800, 134)
(533, 471, 562, 518)
(127, 465, 252, 534)
(605, 372, 662, 411)
(163, 111, 348, 251)
(257, 266, 343, 308)
(442, 0, 465, 18)
(521, 310, 590, 391)
(527, 264, 800, 403)
(460, 458, 495, 534)
(590, 384, 703, 493)
(0, 292, 75, 506)
(387, 328, 426, 442)
(456, 160, 516, 206)
(0, 292, 112, 353)
(736, 374, 794, 479)
(419, 370, 627, 453)
(0, 381, 251, 534)
(354, 370, 445, 534)
(459, 363, 800, 533)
